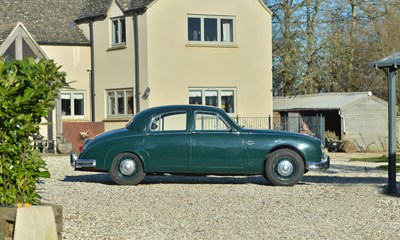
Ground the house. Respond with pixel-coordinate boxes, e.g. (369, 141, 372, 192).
(0, 0, 96, 151)
(274, 92, 389, 152)
(1, 0, 273, 152)
(74, 0, 274, 133)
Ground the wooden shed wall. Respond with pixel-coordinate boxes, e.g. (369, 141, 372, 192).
(341, 97, 388, 152)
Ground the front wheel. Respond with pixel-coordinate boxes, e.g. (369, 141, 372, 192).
(110, 153, 146, 185)
(264, 149, 304, 186)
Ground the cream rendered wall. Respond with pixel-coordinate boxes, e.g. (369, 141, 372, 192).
(92, 2, 136, 131)
(89, 0, 273, 131)
(39, 45, 91, 143)
(41, 45, 91, 121)
(143, 0, 273, 117)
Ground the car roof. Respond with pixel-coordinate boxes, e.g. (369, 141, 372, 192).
(127, 105, 235, 132)
(139, 105, 226, 116)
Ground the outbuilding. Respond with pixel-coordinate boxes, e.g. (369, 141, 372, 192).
(273, 92, 389, 152)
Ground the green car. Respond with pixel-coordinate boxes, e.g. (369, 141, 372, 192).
(71, 105, 329, 186)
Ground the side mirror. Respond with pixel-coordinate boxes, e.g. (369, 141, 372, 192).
(230, 128, 239, 134)
(151, 123, 158, 130)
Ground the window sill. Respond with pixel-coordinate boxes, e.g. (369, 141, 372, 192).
(107, 45, 127, 51)
(103, 117, 133, 122)
(61, 117, 90, 122)
(185, 43, 238, 48)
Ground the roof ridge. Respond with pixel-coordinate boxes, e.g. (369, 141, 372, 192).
(277, 92, 371, 99)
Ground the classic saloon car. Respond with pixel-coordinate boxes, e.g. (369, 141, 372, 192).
(71, 105, 329, 186)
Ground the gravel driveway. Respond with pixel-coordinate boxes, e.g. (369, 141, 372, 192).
(41, 153, 400, 240)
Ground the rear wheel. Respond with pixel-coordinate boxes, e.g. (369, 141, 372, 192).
(264, 149, 304, 186)
(110, 153, 146, 185)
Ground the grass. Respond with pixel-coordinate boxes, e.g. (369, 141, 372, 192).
(350, 156, 400, 172)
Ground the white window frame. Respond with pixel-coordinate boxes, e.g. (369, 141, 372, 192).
(187, 15, 235, 45)
(189, 88, 236, 114)
(106, 88, 134, 118)
(61, 91, 86, 119)
(111, 17, 126, 46)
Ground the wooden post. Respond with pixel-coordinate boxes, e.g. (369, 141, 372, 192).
(0, 205, 62, 240)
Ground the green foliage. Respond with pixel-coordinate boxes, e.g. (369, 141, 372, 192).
(349, 156, 400, 163)
(350, 156, 400, 172)
(0, 57, 67, 205)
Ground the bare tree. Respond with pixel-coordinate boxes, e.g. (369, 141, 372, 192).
(268, 0, 304, 96)
(267, 0, 399, 100)
(299, 0, 324, 94)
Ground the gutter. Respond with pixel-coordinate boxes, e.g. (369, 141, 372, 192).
(89, 20, 96, 122)
(37, 42, 91, 47)
(125, 8, 147, 113)
(133, 12, 140, 113)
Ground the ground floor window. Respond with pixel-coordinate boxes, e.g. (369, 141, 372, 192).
(189, 88, 236, 114)
(106, 88, 134, 117)
(61, 91, 86, 118)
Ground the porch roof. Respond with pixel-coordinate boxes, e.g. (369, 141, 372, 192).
(371, 52, 400, 69)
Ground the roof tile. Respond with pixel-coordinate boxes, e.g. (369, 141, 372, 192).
(75, 0, 155, 23)
(0, 23, 16, 45)
(0, 0, 89, 45)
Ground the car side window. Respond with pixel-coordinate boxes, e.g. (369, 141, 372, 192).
(150, 112, 187, 131)
(195, 112, 230, 131)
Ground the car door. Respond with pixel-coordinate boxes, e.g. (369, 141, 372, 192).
(142, 111, 190, 172)
(190, 111, 244, 173)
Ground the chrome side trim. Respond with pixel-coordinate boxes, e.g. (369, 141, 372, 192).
(70, 153, 96, 168)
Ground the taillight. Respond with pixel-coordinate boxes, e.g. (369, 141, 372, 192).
(79, 145, 83, 152)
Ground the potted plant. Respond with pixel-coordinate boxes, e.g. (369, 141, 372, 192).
(0, 57, 67, 239)
(57, 132, 72, 154)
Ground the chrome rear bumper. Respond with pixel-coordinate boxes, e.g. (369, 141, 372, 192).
(70, 153, 96, 168)
(306, 153, 330, 170)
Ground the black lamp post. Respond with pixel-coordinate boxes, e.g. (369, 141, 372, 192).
(371, 52, 400, 195)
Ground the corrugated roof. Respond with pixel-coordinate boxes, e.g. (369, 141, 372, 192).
(371, 52, 400, 69)
(0, 0, 88, 45)
(273, 92, 377, 111)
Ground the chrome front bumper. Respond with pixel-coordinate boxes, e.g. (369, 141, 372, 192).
(70, 153, 96, 168)
(306, 153, 330, 170)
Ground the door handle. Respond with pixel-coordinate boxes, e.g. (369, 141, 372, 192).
(245, 140, 255, 146)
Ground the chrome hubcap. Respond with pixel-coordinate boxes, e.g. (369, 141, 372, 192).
(119, 159, 136, 176)
(277, 160, 294, 177)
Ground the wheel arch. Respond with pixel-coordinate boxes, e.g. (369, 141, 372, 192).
(264, 145, 306, 169)
(104, 146, 149, 171)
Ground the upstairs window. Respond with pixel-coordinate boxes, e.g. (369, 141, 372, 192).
(188, 15, 235, 44)
(111, 18, 126, 46)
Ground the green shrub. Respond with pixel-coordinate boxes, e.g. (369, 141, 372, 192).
(0, 57, 67, 205)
